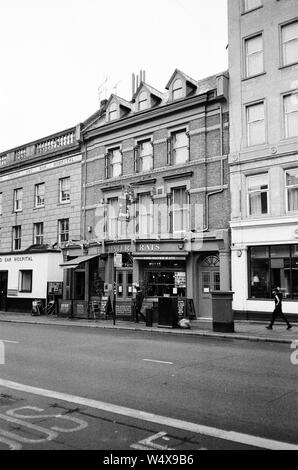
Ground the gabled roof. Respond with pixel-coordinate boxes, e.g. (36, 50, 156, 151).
(82, 101, 107, 131)
(132, 81, 163, 102)
(165, 69, 197, 90)
(106, 94, 132, 111)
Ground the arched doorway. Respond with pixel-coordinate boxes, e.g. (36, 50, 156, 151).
(198, 255, 220, 318)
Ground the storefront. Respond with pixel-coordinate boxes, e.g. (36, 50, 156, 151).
(231, 220, 298, 320)
(0, 248, 63, 313)
(61, 230, 231, 320)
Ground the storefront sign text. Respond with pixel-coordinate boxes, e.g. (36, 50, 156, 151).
(138, 244, 161, 252)
(0, 256, 33, 263)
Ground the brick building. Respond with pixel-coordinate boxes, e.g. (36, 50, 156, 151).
(228, 0, 298, 320)
(0, 126, 82, 312)
(62, 69, 230, 319)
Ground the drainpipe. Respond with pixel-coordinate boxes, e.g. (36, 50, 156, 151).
(203, 103, 225, 232)
(82, 138, 88, 244)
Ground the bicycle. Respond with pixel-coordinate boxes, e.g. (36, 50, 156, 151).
(45, 300, 57, 316)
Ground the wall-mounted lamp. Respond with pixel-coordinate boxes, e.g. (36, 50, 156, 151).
(237, 250, 242, 258)
(87, 226, 92, 233)
(178, 243, 184, 250)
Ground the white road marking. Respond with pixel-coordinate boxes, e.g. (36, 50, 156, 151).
(0, 435, 22, 450)
(0, 378, 297, 450)
(6, 406, 88, 433)
(0, 412, 58, 443)
(131, 432, 175, 450)
(143, 359, 173, 365)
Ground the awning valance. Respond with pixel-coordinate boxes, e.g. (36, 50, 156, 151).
(60, 254, 99, 269)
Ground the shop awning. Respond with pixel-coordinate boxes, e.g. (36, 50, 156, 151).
(133, 252, 188, 261)
(60, 254, 100, 269)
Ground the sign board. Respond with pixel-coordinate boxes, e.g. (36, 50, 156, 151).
(114, 253, 123, 268)
(99, 296, 112, 318)
(48, 282, 63, 296)
(59, 300, 72, 317)
(177, 299, 185, 318)
(174, 272, 186, 288)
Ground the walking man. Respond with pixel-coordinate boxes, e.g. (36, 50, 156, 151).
(135, 285, 145, 323)
(266, 287, 292, 330)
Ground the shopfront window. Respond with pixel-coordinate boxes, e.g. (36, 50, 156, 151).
(89, 257, 105, 298)
(249, 245, 298, 299)
(250, 246, 270, 298)
(144, 260, 186, 297)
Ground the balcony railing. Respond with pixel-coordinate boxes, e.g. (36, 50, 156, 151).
(35, 131, 75, 154)
(15, 148, 27, 160)
(0, 128, 78, 167)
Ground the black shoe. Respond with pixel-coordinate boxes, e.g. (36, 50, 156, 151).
(287, 325, 292, 330)
(266, 326, 272, 330)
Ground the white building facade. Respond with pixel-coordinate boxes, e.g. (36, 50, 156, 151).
(228, 0, 298, 320)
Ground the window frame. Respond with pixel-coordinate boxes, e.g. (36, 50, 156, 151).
(246, 101, 266, 147)
(59, 177, 70, 204)
(33, 222, 44, 245)
(138, 91, 149, 111)
(244, 33, 264, 79)
(170, 128, 190, 165)
(137, 139, 154, 173)
(58, 218, 69, 243)
(171, 186, 190, 235)
(246, 173, 269, 217)
(138, 192, 154, 237)
(14, 188, 23, 212)
(19, 270, 33, 293)
(108, 102, 118, 121)
(248, 245, 298, 300)
(280, 19, 298, 68)
(283, 92, 298, 139)
(243, 0, 262, 14)
(34, 183, 45, 208)
(12, 225, 22, 251)
(172, 78, 184, 100)
(0, 192, 2, 215)
(285, 168, 298, 213)
(109, 147, 123, 178)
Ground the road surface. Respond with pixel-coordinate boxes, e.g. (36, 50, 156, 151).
(0, 322, 297, 450)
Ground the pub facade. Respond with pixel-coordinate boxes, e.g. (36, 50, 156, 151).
(61, 70, 231, 319)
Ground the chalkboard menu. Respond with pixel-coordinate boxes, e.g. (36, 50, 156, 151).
(177, 299, 185, 319)
(59, 299, 72, 317)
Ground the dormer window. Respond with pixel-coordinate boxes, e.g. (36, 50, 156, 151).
(138, 91, 148, 111)
(108, 102, 118, 121)
(173, 79, 183, 100)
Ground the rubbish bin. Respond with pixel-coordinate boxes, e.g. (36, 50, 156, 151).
(158, 297, 179, 328)
(211, 291, 234, 333)
(145, 308, 153, 327)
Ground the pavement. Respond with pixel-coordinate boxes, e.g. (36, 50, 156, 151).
(0, 311, 296, 344)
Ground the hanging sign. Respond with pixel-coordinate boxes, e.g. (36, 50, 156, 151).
(114, 253, 123, 268)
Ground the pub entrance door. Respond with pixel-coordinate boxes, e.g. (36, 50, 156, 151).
(0, 271, 8, 311)
(198, 255, 220, 318)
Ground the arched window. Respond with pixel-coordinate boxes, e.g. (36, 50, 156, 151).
(138, 91, 148, 111)
(108, 102, 118, 121)
(173, 79, 183, 100)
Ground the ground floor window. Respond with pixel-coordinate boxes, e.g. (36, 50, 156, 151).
(249, 245, 298, 299)
(143, 260, 186, 297)
(19, 270, 32, 293)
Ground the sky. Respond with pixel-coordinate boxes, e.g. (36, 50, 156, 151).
(0, 0, 228, 152)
